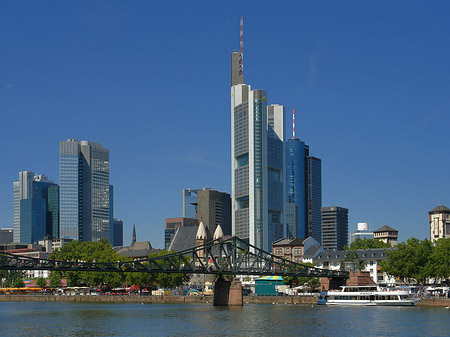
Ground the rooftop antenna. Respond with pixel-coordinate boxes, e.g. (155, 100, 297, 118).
(239, 16, 243, 76)
(292, 108, 296, 138)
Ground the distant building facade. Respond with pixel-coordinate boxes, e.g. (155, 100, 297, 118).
(165, 217, 198, 249)
(0, 228, 13, 245)
(197, 189, 231, 237)
(59, 139, 110, 242)
(113, 219, 124, 247)
(182, 188, 198, 219)
(373, 225, 398, 247)
(429, 205, 450, 243)
(306, 153, 322, 244)
(350, 222, 374, 243)
(321, 206, 348, 250)
(13, 171, 58, 244)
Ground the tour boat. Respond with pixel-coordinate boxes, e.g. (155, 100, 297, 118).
(317, 285, 420, 306)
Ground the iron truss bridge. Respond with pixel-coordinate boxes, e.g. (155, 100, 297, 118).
(0, 236, 347, 279)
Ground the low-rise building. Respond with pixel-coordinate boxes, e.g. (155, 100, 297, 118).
(272, 236, 322, 263)
(314, 248, 396, 285)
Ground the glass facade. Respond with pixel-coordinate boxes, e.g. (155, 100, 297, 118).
(59, 139, 110, 242)
(109, 185, 114, 244)
(307, 156, 322, 244)
(253, 95, 265, 249)
(286, 138, 306, 238)
(47, 185, 59, 239)
(113, 219, 123, 247)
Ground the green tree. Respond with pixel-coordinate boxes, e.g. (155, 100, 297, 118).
(147, 250, 190, 289)
(283, 263, 321, 289)
(380, 238, 433, 284)
(344, 238, 391, 250)
(49, 273, 62, 288)
(36, 277, 47, 287)
(428, 238, 450, 280)
(0, 270, 25, 287)
(49, 239, 126, 288)
(13, 278, 25, 288)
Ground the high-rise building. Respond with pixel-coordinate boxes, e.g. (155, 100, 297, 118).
(13, 171, 57, 244)
(306, 152, 322, 243)
(59, 139, 110, 241)
(429, 205, 450, 243)
(197, 189, 231, 236)
(286, 109, 307, 239)
(231, 87, 286, 251)
(109, 185, 114, 244)
(47, 185, 59, 239)
(113, 218, 123, 246)
(182, 188, 199, 219)
(321, 206, 348, 250)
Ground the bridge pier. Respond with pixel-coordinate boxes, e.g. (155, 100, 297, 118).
(213, 276, 243, 306)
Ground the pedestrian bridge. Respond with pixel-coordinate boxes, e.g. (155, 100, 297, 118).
(0, 236, 347, 279)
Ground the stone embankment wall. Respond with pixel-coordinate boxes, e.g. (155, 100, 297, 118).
(1, 295, 448, 306)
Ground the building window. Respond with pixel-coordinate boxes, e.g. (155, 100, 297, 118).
(286, 248, 290, 254)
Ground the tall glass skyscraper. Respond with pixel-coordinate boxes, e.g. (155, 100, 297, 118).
(306, 154, 322, 244)
(231, 84, 286, 251)
(286, 138, 306, 238)
(13, 172, 57, 243)
(59, 139, 110, 242)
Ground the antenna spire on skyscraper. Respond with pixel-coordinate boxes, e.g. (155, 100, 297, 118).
(292, 108, 296, 138)
(239, 16, 243, 76)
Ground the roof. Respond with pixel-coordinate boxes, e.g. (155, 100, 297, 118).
(169, 226, 198, 252)
(196, 222, 207, 240)
(116, 240, 153, 258)
(429, 205, 450, 214)
(314, 248, 391, 262)
(374, 225, 397, 233)
(272, 238, 305, 247)
(303, 245, 322, 258)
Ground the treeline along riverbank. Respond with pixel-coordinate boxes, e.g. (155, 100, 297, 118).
(1, 294, 449, 306)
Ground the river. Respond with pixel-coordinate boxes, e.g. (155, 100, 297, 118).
(1, 301, 449, 336)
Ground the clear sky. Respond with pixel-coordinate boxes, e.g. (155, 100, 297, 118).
(1, 1, 449, 248)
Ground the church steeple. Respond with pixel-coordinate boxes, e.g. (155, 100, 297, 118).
(132, 224, 136, 245)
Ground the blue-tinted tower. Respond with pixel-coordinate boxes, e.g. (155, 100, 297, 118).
(286, 137, 306, 238)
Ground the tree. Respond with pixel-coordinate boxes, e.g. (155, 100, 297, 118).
(284, 263, 321, 289)
(344, 238, 391, 250)
(36, 277, 47, 287)
(49, 239, 126, 288)
(49, 273, 62, 288)
(428, 238, 450, 280)
(147, 250, 190, 289)
(380, 238, 433, 284)
(13, 278, 25, 288)
(0, 270, 25, 287)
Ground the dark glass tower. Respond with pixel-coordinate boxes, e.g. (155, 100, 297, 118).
(286, 138, 306, 238)
(306, 153, 322, 244)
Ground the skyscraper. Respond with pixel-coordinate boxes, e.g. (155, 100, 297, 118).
(306, 151, 322, 243)
(182, 188, 199, 219)
(59, 139, 110, 241)
(286, 110, 322, 243)
(13, 171, 57, 243)
(197, 188, 232, 237)
(321, 206, 348, 250)
(231, 26, 286, 250)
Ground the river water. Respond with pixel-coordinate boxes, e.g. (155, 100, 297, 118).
(0, 301, 449, 336)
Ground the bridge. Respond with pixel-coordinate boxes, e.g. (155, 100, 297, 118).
(0, 236, 347, 279)
(0, 236, 347, 305)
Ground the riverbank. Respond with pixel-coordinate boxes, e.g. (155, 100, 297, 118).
(1, 294, 449, 306)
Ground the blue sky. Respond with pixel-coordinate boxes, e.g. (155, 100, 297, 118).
(1, 1, 449, 248)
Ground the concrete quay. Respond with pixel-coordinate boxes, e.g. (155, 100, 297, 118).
(1, 295, 448, 307)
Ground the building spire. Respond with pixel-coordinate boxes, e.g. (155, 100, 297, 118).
(132, 224, 136, 245)
(239, 16, 243, 77)
(292, 108, 296, 138)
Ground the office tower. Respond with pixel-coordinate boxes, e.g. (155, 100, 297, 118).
(164, 217, 198, 249)
(321, 206, 348, 250)
(59, 139, 110, 241)
(429, 205, 450, 243)
(13, 171, 57, 244)
(286, 109, 307, 239)
(197, 189, 231, 236)
(182, 188, 199, 219)
(109, 185, 114, 244)
(306, 151, 322, 244)
(47, 185, 59, 239)
(113, 219, 123, 246)
(231, 20, 286, 251)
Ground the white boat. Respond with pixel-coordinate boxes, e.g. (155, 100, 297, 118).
(317, 285, 420, 306)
